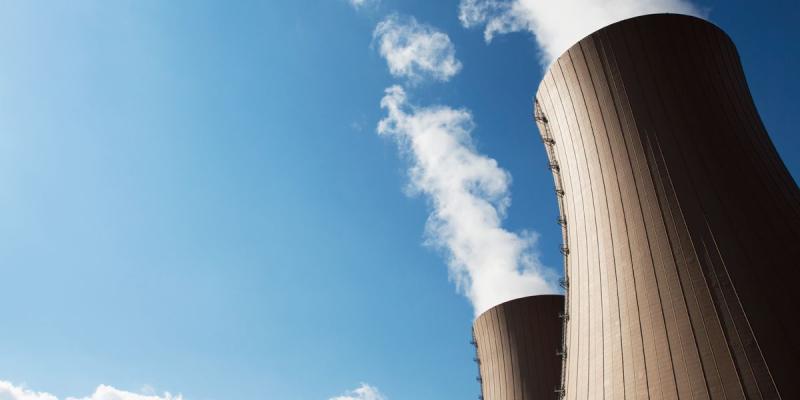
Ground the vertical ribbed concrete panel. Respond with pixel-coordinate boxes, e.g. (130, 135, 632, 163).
(473, 295, 564, 400)
(535, 14, 800, 400)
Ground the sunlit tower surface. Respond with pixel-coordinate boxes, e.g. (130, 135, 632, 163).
(533, 13, 800, 400)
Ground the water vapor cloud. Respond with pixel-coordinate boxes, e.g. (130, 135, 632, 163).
(378, 85, 556, 315)
(459, 0, 704, 64)
(373, 15, 462, 83)
(373, 14, 556, 316)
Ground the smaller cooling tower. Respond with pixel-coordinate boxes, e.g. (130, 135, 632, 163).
(472, 295, 565, 400)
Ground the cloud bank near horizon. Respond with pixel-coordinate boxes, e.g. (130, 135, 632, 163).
(459, 0, 704, 64)
(0, 381, 181, 400)
(329, 383, 387, 400)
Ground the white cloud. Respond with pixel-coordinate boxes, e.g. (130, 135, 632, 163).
(66, 385, 181, 400)
(378, 85, 557, 316)
(373, 15, 462, 83)
(329, 384, 386, 400)
(459, 0, 704, 65)
(0, 381, 181, 400)
(347, 0, 378, 10)
(0, 381, 58, 400)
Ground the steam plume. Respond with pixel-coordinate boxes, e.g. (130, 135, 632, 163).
(373, 15, 462, 83)
(378, 85, 556, 316)
(459, 0, 704, 64)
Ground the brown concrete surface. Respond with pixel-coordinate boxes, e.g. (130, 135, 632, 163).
(473, 295, 565, 400)
(535, 13, 800, 400)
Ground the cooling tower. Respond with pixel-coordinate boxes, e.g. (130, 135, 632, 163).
(535, 14, 800, 400)
(472, 295, 564, 400)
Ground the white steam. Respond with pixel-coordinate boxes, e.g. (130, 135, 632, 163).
(378, 85, 556, 316)
(373, 15, 462, 83)
(373, 14, 556, 315)
(459, 0, 704, 64)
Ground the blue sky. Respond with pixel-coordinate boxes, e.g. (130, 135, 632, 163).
(0, 1, 797, 399)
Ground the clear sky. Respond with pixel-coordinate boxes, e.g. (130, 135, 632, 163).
(0, 1, 797, 399)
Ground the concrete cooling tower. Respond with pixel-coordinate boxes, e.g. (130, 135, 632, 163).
(472, 295, 564, 400)
(534, 13, 800, 400)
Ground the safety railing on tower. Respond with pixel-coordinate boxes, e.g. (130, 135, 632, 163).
(471, 329, 484, 400)
(534, 100, 569, 400)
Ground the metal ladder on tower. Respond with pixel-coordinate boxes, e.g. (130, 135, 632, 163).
(534, 100, 569, 400)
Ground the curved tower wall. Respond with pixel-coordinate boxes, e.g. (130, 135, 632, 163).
(535, 14, 800, 400)
(473, 295, 564, 400)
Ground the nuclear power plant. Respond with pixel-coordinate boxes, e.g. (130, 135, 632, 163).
(472, 13, 799, 400)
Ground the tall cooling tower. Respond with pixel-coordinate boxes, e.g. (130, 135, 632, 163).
(472, 295, 564, 400)
(535, 14, 799, 400)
